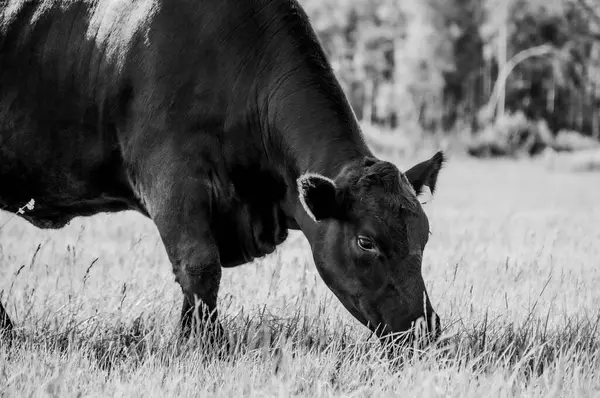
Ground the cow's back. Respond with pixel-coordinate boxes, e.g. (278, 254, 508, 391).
(0, 0, 166, 227)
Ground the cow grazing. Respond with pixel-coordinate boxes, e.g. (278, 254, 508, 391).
(0, 0, 445, 344)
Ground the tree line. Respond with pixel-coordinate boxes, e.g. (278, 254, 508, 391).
(301, 0, 600, 141)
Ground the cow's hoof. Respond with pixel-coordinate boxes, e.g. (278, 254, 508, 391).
(179, 320, 228, 350)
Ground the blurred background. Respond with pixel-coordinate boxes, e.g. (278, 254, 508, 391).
(300, 0, 600, 164)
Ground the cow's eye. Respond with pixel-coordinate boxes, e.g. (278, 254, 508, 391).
(357, 236, 376, 251)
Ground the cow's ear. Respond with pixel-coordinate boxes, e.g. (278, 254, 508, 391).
(405, 151, 445, 196)
(298, 173, 339, 222)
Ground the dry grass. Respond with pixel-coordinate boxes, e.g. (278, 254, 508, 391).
(1, 156, 599, 397)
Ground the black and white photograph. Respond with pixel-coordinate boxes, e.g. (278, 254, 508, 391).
(1, 0, 599, 396)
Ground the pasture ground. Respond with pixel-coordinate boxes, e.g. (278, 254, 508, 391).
(1, 156, 599, 397)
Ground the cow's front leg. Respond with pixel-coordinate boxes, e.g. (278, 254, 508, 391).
(156, 208, 223, 340)
(167, 237, 222, 340)
(136, 161, 225, 341)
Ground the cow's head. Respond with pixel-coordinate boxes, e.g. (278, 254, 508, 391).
(298, 151, 445, 345)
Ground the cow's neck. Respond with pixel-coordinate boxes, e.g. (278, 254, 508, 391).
(248, 1, 374, 239)
(266, 67, 373, 239)
(268, 72, 371, 175)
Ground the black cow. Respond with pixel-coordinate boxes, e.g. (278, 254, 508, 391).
(0, 0, 445, 344)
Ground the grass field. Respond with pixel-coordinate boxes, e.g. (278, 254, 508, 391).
(1, 156, 599, 397)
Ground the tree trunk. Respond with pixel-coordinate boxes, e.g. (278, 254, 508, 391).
(497, 3, 508, 120)
(363, 79, 374, 125)
(486, 44, 555, 121)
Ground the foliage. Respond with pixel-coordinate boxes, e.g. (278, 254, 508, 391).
(467, 111, 552, 158)
(299, 0, 600, 149)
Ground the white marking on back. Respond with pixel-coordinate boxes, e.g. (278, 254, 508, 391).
(86, 0, 158, 72)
